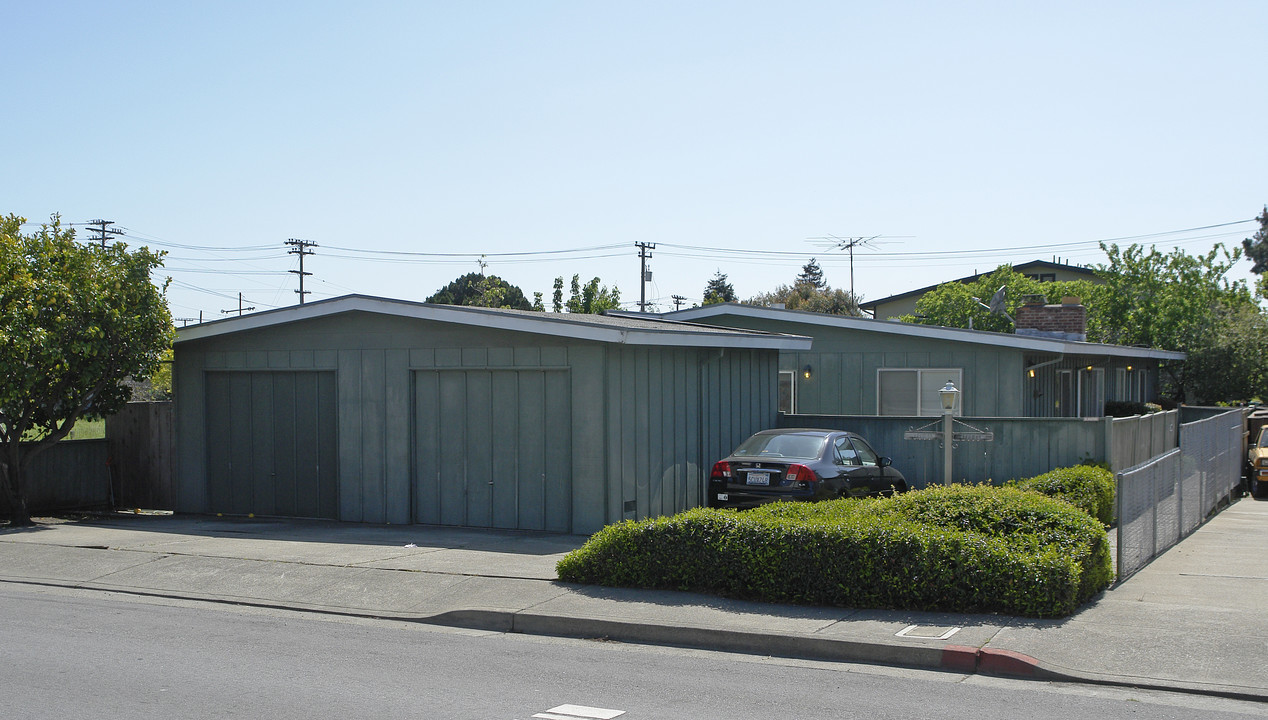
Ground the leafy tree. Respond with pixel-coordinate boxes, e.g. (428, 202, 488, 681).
(702, 270, 737, 304)
(531, 291, 545, 312)
(797, 258, 826, 289)
(425, 272, 532, 310)
(901, 266, 1100, 333)
(748, 263, 861, 315)
(1183, 303, 1268, 404)
(1241, 206, 1268, 275)
(1, 214, 173, 525)
(553, 274, 621, 314)
(1092, 242, 1253, 401)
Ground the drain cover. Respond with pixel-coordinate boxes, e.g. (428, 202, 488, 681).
(895, 625, 961, 640)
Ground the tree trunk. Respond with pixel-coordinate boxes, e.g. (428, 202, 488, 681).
(1, 452, 33, 526)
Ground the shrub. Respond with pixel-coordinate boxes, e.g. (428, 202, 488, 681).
(1012, 465, 1116, 526)
(556, 485, 1111, 618)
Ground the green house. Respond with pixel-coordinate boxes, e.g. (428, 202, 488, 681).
(659, 303, 1184, 419)
(172, 295, 809, 533)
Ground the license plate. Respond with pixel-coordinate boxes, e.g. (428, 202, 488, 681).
(716, 493, 728, 501)
(746, 472, 771, 486)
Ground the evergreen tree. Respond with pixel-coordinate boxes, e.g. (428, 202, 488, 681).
(703, 270, 737, 304)
(1242, 206, 1268, 275)
(797, 258, 826, 289)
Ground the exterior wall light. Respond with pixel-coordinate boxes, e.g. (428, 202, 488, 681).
(1027, 368, 1036, 378)
(802, 364, 812, 380)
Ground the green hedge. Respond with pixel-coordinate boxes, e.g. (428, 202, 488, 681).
(557, 485, 1111, 618)
(1011, 465, 1116, 526)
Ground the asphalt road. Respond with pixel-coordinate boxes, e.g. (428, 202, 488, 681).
(3, 584, 1264, 720)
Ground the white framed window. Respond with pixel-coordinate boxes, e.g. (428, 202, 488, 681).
(778, 370, 796, 414)
(877, 368, 963, 416)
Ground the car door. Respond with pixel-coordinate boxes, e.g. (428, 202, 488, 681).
(832, 435, 871, 497)
(845, 435, 885, 494)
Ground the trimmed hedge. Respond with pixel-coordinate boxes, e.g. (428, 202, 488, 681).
(1011, 465, 1116, 526)
(556, 485, 1111, 618)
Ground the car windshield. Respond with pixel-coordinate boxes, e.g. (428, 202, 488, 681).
(1259, 428, 1268, 448)
(732, 433, 826, 460)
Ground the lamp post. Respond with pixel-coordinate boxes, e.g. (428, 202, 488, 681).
(939, 381, 959, 485)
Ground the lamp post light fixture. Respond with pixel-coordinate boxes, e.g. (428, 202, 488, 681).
(939, 381, 959, 485)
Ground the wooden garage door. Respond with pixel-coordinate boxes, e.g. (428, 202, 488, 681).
(413, 369, 571, 531)
(205, 371, 338, 519)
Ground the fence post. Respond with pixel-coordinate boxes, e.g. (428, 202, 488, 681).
(1104, 417, 1116, 472)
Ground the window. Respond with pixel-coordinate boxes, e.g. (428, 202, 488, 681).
(834, 436, 859, 466)
(877, 368, 962, 416)
(778, 370, 795, 414)
(1026, 272, 1057, 282)
(1079, 368, 1105, 417)
(850, 436, 880, 466)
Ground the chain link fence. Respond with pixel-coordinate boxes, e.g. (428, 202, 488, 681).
(1115, 409, 1244, 582)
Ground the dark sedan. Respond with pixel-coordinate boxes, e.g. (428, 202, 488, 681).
(707, 428, 907, 509)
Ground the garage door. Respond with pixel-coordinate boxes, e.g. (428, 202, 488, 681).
(205, 371, 338, 519)
(413, 369, 571, 531)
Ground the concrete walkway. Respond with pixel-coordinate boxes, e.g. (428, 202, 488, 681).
(2, 497, 1266, 702)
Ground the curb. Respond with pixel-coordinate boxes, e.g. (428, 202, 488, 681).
(5, 576, 1267, 704)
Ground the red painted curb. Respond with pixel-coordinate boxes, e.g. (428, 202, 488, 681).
(941, 645, 979, 672)
(978, 648, 1041, 677)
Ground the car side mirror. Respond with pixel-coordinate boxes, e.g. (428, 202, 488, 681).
(879, 457, 892, 468)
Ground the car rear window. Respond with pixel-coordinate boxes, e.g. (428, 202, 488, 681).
(733, 434, 826, 460)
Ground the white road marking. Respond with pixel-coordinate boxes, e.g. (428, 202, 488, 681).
(895, 624, 961, 640)
(533, 704, 626, 719)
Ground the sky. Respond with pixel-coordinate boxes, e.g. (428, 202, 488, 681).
(5, 1, 1266, 322)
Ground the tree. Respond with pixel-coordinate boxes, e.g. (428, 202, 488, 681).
(1092, 242, 1253, 401)
(1, 214, 173, 525)
(747, 263, 861, 315)
(1241, 206, 1268, 275)
(425, 272, 532, 310)
(702, 270, 736, 304)
(552, 274, 621, 314)
(901, 266, 1100, 334)
(796, 258, 826, 290)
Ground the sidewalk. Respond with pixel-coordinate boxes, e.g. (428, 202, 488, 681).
(2, 497, 1266, 701)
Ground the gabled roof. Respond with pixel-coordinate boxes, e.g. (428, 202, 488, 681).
(175, 294, 813, 351)
(653, 303, 1185, 361)
(858, 259, 1099, 312)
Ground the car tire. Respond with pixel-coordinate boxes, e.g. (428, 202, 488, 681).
(1256, 479, 1268, 499)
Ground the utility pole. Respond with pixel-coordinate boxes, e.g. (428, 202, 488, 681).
(86, 219, 123, 248)
(285, 238, 318, 304)
(636, 241, 656, 313)
(221, 293, 255, 317)
(671, 294, 686, 310)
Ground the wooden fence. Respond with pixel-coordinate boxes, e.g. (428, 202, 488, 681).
(106, 401, 175, 510)
(1, 439, 112, 514)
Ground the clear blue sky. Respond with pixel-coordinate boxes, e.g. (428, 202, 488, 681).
(6, 1, 1265, 320)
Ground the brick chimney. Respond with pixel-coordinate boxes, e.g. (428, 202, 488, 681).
(1015, 295, 1087, 341)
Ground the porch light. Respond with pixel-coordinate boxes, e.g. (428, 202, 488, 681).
(939, 381, 959, 412)
(1027, 368, 1036, 378)
(802, 364, 812, 380)
(1126, 365, 1133, 372)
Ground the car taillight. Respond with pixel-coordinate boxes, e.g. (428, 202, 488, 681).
(786, 464, 817, 485)
(711, 461, 733, 480)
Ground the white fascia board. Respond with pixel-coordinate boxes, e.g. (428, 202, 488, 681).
(663, 303, 1185, 359)
(175, 295, 810, 350)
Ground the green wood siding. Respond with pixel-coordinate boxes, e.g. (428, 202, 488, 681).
(175, 311, 782, 533)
